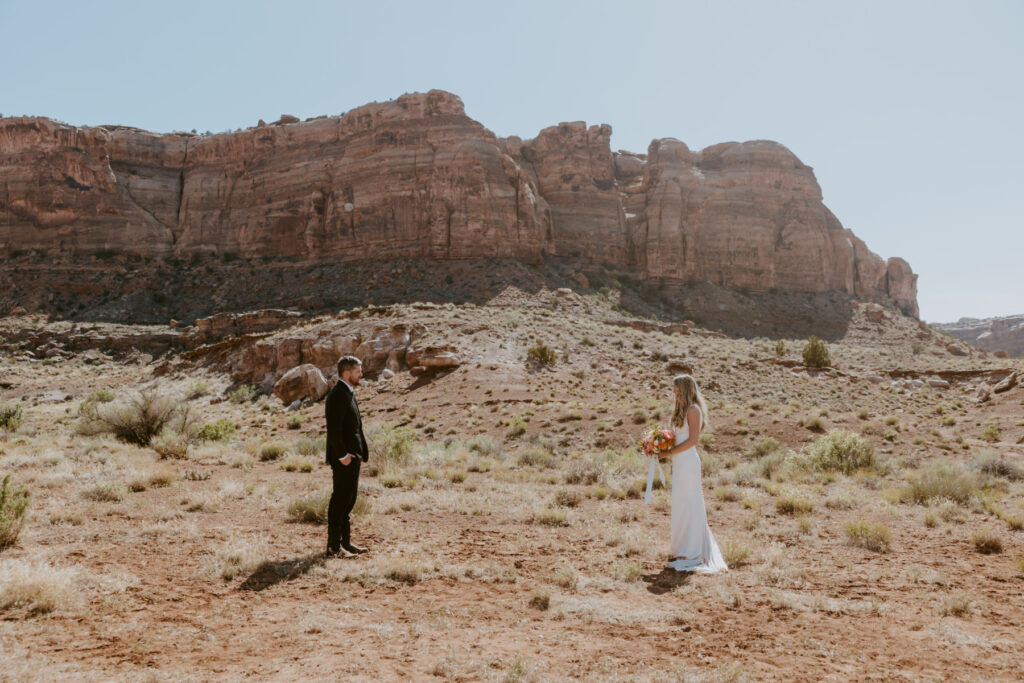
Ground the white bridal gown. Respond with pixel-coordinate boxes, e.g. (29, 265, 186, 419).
(668, 406, 728, 573)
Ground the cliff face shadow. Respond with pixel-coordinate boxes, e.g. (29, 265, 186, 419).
(8, 254, 860, 341)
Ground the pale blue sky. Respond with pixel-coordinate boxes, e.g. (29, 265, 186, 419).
(2, 0, 1021, 322)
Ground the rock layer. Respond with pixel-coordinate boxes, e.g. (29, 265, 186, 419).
(936, 315, 1024, 358)
(0, 90, 917, 316)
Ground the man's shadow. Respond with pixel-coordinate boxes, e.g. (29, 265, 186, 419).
(642, 566, 692, 595)
(239, 553, 328, 592)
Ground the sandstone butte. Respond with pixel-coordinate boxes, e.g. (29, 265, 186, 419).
(0, 89, 918, 317)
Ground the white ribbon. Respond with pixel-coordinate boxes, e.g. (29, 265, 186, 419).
(644, 455, 667, 503)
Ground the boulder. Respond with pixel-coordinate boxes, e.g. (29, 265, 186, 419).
(946, 343, 968, 356)
(408, 344, 461, 370)
(665, 359, 693, 374)
(864, 303, 886, 321)
(993, 371, 1018, 394)
(273, 364, 328, 404)
(927, 379, 950, 389)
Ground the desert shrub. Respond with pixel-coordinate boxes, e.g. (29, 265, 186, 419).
(287, 491, 330, 523)
(721, 538, 751, 567)
(0, 475, 30, 550)
(467, 435, 503, 457)
(259, 442, 287, 461)
(776, 493, 814, 515)
(900, 462, 978, 505)
(553, 489, 581, 508)
(804, 416, 827, 433)
(805, 429, 874, 474)
(750, 437, 781, 458)
(152, 430, 191, 459)
(856, 408, 870, 420)
(980, 424, 1000, 443)
(529, 588, 551, 610)
(0, 560, 81, 614)
(286, 414, 304, 430)
(87, 390, 115, 403)
(295, 436, 326, 457)
(370, 423, 416, 469)
(526, 339, 557, 367)
(844, 522, 891, 552)
(699, 432, 715, 451)
(971, 529, 1002, 554)
(758, 451, 788, 480)
(197, 419, 237, 441)
(974, 451, 1023, 480)
(802, 336, 831, 368)
(518, 446, 556, 469)
(280, 455, 314, 472)
(564, 455, 603, 485)
(774, 340, 786, 357)
(533, 507, 567, 526)
(78, 388, 184, 446)
(83, 481, 128, 503)
(228, 384, 257, 404)
(186, 380, 210, 400)
(505, 415, 526, 439)
(0, 403, 24, 433)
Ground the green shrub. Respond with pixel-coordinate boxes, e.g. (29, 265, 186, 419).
(802, 336, 831, 369)
(506, 415, 526, 439)
(259, 442, 287, 461)
(152, 430, 191, 459)
(83, 481, 128, 503)
(518, 446, 556, 469)
(87, 390, 115, 403)
(980, 424, 1000, 443)
(0, 475, 30, 550)
(0, 403, 24, 433)
(776, 494, 814, 515)
(228, 384, 257, 404)
(844, 521, 891, 552)
(750, 437, 780, 458)
(197, 419, 237, 442)
(286, 414, 304, 430)
(286, 491, 330, 523)
(186, 380, 210, 400)
(805, 429, 874, 474)
(526, 339, 557, 367)
(774, 340, 786, 357)
(900, 462, 978, 505)
(370, 423, 416, 469)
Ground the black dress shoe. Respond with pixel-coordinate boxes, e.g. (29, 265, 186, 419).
(341, 542, 367, 554)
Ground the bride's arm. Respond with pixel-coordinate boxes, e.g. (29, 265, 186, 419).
(669, 406, 702, 454)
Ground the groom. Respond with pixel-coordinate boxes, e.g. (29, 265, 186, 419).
(325, 355, 369, 557)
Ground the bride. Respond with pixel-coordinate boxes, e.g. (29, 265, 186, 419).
(664, 374, 727, 573)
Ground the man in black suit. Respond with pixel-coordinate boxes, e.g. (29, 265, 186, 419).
(325, 355, 369, 556)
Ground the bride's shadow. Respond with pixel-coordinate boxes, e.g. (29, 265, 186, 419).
(642, 566, 693, 595)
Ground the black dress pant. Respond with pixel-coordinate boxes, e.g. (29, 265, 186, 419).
(327, 457, 361, 550)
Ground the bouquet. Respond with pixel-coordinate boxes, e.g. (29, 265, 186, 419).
(640, 426, 674, 504)
(641, 425, 676, 459)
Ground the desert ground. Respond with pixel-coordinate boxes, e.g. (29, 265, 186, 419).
(1, 286, 1023, 681)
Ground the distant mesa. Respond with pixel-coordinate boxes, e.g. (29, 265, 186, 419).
(0, 89, 917, 321)
(935, 314, 1024, 358)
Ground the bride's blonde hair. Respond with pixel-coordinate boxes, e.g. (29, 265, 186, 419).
(671, 374, 708, 430)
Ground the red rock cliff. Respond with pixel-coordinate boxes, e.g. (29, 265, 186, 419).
(0, 89, 917, 316)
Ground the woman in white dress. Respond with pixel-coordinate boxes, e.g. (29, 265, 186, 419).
(664, 374, 727, 573)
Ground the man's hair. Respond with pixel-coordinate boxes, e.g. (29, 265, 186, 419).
(337, 355, 362, 376)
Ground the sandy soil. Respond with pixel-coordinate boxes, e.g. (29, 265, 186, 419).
(1, 292, 1023, 681)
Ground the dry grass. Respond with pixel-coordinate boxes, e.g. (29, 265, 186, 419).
(970, 529, 1003, 554)
(900, 463, 978, 505)
(804, 429, 874, 474)
(0, 559, 82, 614)
(203, 536, 269, 581)
(0, 475, 30, 549)
(844, 521, 892, 552)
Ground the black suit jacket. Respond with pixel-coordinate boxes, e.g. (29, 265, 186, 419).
(325, 380, 369, 464)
